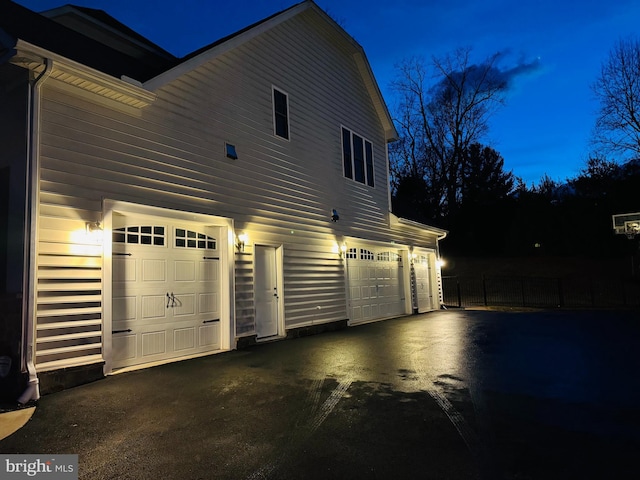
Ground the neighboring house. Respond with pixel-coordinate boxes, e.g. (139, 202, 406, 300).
(0, 0, 446, 403)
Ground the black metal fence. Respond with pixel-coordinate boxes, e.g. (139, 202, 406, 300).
(442, 275, 640, 309)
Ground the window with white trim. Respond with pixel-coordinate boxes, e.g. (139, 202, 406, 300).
(342, 127, 374, 187)
(273, 87, 290, 140)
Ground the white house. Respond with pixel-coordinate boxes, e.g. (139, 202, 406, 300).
(0, 0, 446, 402)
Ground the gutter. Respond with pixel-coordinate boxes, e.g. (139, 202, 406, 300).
(18, 57, 52, 404)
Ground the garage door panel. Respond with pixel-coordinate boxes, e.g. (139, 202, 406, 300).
(173, 294, 196, 316)
(142, 331, 166, 357)
(174, 327, 196, 351)
(199, 261, 218, 281)
(175, 260, 196, 282)
(141, 295, 167, 319)
(199, 324, 219, 347)
(113, 257, 136, 283)
(113, 334, 136, 360)
(142, 259, 166, 282)
(199, 292, 218, 314)
(113, 296, 136, 321)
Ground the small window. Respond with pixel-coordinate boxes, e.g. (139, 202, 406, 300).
(225, 143, 238, 160)
(346, 248, 358, 259)
(273, 87, 289, 140)
(360, 249, 375, 261)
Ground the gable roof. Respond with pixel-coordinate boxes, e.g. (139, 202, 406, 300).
(144, 0, 397, 140)
(0, 1, 177, 81)
(1, 0, 397, 140)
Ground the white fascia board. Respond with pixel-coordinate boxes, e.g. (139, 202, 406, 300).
(14, 39, 157, 108)
(144, 1, 312, 91)
(353, 51, 398, 142)
(390, 212, 448, 240)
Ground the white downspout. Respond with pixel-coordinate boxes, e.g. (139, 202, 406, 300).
(18, 58, 52, 404)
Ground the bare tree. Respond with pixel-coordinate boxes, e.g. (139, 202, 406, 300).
(592, 37, 640, 160)
(390, 48, 508, 221)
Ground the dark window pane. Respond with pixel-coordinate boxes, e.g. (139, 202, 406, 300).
(225, 143, 238, 160)
(342, 128, 352, 179)
(154, 237, 164, 246)
(207, 241, 216, 249)
(198, 233, 205, 239)
(176, 229, 185, 237)
(154, 226, 164, 235)
(113, 232, 125, 243)
(176, 239, 185, 247)
(127, 234, 139, 243)
(141, 236, 152, 245)
(274, 89, 289, 139)
(187, 239, 196, 248)
(141, 226, 152, 234)
(365, 141, 374, 187)
(198, 240, 206, 249)
(187, 230, 196, 238)
(353, 134, 365, 183)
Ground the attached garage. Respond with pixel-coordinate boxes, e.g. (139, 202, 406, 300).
(104, 205, 234, 373)
(345, 245, 408, 325)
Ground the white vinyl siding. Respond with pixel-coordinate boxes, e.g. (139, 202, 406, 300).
(32, 9, 441, 370)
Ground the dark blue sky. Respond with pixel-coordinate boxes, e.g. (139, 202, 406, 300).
(15, 0, 640, 184)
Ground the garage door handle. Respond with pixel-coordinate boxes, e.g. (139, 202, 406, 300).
(114, 252, 132, 256)
(203, 256, 219, 260)
(113, 329, 132, 334)
(203, 319, 219, 324)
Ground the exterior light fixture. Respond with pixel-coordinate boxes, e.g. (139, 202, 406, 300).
(85, 221, 103, 244)
(340, 243, 347, 258)
(331, 209, 339, 222)
(86, 221, 101, 233)
(236, 232, 248, 252)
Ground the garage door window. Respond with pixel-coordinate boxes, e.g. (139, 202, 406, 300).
(175, 228, 216, 250)
(113, 226, 165, 246)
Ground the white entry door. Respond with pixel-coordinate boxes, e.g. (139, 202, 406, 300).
(347, 246, 406, 325)
(111, 214, 221, 369)
(254, 245, 279, 339)
(414, 254, 433, 313)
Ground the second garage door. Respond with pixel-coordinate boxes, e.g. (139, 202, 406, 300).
(346, 246, 406, 325)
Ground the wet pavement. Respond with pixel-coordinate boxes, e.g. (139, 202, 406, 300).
(1, 309, 639, 479)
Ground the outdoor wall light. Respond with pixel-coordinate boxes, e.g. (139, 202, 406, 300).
(436, 258, 446, 269)
(86, 221, 102, 233)
(85, 221, 103, 244)
(338, 243, 347, 258)
(331, 209, 339, 222)
(236, 232, 248, 252)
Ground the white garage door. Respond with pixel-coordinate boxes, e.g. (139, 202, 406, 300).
(111, 215, 221, 369)
(346, 247, 406, 325)
(414, 254, 434, 313)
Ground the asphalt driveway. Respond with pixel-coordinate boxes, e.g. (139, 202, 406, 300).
(1, 309, 639, 479)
